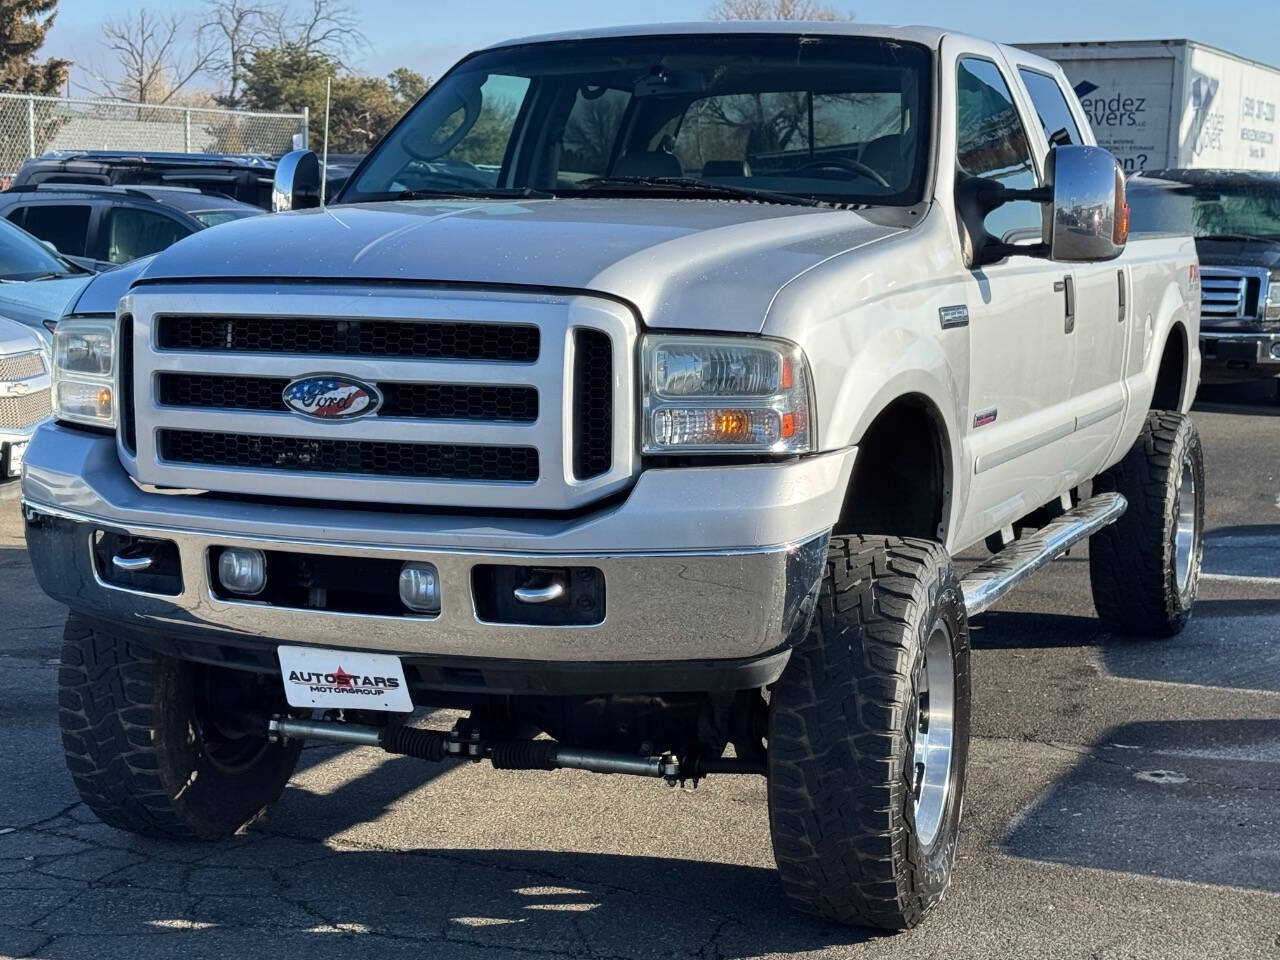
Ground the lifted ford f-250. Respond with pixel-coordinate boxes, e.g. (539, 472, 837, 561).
(23, 23, 1202, 930)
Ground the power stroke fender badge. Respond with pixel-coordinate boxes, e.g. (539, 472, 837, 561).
(282, 375, 382, 420)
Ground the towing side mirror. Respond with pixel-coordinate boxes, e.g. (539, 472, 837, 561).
(956, 144, 1128, 267)
(1043, 145, 1128, 263)
(272, 149, 321, 212)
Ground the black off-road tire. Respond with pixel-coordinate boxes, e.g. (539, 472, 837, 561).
(767, 535, 971, 930)
(1089, 411, 1204, 637)
(58, 616, 302, 840)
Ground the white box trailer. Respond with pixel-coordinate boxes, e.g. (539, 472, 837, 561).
(1018, 39, 1280, 173)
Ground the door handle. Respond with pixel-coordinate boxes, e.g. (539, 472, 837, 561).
(1117, 269, 1127, 322)
(1055, 276, 1075, 334)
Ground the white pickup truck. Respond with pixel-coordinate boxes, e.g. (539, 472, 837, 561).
(23, 22, 1201, 931)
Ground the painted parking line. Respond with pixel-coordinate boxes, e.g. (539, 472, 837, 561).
(1202, 572, 1280, 585)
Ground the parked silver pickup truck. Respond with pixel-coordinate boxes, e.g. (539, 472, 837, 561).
(22, 23, 1202, 930)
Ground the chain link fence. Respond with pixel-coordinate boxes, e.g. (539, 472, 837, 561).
(0, 93, 309, 181)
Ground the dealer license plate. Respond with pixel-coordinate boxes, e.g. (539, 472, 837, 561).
(277, 645, 413, 713)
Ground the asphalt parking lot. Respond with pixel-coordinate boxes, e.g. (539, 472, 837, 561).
(2, 381, 1279, 960)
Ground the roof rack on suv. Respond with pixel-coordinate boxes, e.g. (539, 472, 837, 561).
(35, 150, 278, 167)
(3, 183, 206, 198)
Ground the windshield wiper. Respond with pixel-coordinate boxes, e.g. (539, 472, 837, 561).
(578, 176, 830, 208)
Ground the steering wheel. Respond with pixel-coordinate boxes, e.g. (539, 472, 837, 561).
(794, 156, 890, 189)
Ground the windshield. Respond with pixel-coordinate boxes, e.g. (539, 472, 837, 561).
(344, 34, 933, 206)
(0, 217, 78, 280)
(1188, 183, 1280, 240)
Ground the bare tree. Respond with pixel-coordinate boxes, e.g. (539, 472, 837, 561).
(707, 0, 848, 19)
(200, 0, 276, 105)
(270, 0, 365, 63)
(87, 9, 216, 103)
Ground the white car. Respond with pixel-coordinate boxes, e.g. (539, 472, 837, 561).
(0, 315, 51, 478)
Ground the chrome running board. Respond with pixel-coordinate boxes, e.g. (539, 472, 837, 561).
(960, 492, 1127, 616)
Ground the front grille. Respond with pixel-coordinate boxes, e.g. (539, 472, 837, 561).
(0, 388, 51, 430)
(572, 329, 613, 479)
(158, 430, 540, 483)
(157, 374, 539, 422)
(157, 315, 540, 362)
(0, 350, 45, 382)
(126, 289, 631, 510)
(1200, 268, 1262, 320)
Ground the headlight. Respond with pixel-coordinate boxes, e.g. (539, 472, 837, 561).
(1266, 272, 1280, 323)
(52, 319, 115, 428)
(641, 335, 814, 454)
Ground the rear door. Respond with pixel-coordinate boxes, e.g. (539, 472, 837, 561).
(1014, 61, 1130, 483)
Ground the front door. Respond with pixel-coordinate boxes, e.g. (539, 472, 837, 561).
(949, 48, 1077, 547)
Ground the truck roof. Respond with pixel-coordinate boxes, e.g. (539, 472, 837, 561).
(485, 22, 1065, 78)
(488, 20, 945, 48)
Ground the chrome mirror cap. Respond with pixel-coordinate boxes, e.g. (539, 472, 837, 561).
(1045, 145, 1127, 263)
(271, 149, 322, 212)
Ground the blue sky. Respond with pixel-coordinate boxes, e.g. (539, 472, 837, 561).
(42, 0, 1280, 95)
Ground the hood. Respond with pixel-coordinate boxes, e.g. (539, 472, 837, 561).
(0, 313, 46, 356)
(0, 276, 92, 335)
(1194, 238, 1280, 271)
(135, 198, 908, 331)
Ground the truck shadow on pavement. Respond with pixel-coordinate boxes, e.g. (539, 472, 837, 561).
(7, 759, 880, 959)
(968, 610, 1102, 649)
(1004, 718, 1280, 894)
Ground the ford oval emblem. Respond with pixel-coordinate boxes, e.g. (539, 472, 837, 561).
(282, 375, 382, 420)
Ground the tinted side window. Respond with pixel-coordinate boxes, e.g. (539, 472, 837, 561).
(105, 208, 191, 264)
(21, 203, 91, 256)
(956, 58, 1041, 242)
(1018, 68, 1084, 146)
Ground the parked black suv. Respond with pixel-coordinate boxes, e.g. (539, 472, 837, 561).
(1132, 169, 1280, 389)
(0, 183, 260, 270)
(10, 150, 363, 210)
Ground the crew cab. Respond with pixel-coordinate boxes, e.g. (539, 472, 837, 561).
(22, 23, 1202, 931)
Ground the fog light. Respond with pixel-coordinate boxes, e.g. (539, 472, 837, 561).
(1270, 342, 1280, 360)
(399, 562, 440, 614)
(218, 548, 266, 596)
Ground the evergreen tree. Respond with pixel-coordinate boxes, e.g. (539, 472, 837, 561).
(0, 0, 69, 94)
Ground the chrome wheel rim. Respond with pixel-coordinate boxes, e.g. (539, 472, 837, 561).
(912, 621, 956, 849)
(1174, 455, 1197, 594)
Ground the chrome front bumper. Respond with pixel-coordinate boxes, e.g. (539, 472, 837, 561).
(1199, 330, 1280, 379)
(22, 424, 853, 666)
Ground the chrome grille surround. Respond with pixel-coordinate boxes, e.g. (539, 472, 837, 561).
(1199, 266, 1270, 322)
(120, 284, 637, 510)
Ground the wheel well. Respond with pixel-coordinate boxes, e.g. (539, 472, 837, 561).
(1151, 325, 1187, 411)
(835, 396, 949, 541)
